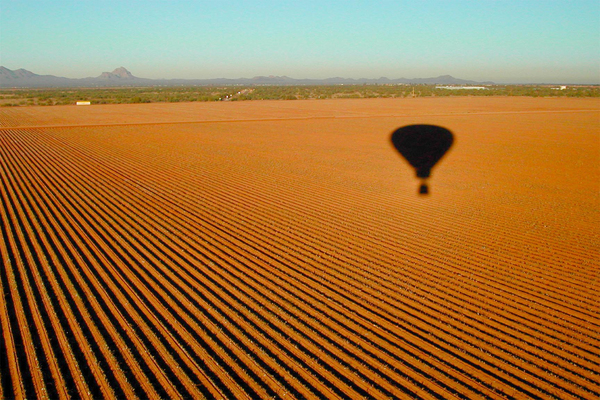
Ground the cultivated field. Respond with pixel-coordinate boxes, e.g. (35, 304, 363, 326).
(1, 97, 599, 399)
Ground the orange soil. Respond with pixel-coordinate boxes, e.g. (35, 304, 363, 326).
(1, 97, 599, 399)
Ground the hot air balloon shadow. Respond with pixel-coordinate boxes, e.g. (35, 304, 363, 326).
(390, 125, 454, 195)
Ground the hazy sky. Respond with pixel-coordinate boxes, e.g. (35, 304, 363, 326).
(2, 0, 599, 83)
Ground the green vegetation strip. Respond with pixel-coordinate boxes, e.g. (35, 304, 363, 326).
(1, 85, 598, 107)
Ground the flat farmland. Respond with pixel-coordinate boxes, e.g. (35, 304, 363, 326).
(1, 97, 598, 399)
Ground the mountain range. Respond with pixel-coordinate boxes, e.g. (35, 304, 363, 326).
(0, 66, 494, 88)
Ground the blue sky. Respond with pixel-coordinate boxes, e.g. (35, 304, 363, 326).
(1, 0, 599, 83)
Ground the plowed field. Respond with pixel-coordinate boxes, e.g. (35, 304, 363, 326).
(1, 97, 599, 399)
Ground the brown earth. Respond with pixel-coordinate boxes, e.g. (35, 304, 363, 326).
(1, 97, 599, 399)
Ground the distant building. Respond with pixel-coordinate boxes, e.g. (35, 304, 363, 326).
(76, 101, 91, 105)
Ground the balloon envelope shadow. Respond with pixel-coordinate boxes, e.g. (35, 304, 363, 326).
(390, 125, 454, 195)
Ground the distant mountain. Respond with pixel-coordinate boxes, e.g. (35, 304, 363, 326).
(0, 67, 37, 79)
(0, 66, 494, 88)
(98, 67, 137, 80)
(0, 67, 151, 87)
(0, 66, 75, 86)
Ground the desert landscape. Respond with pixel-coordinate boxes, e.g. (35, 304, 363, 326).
(1, 96, 599, 399)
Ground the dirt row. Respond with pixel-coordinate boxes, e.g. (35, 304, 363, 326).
(47, 124, 599, 337)
(1, 120, 598, 400)
(1, 97, 599, 129)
